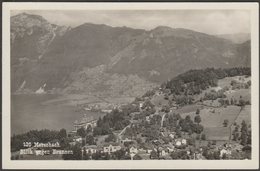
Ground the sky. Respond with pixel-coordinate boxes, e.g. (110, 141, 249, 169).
(11, 10, 250, 35)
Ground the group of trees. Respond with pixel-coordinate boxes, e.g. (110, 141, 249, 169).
(232, 120, 251, 146)
(162, 67, 250, 105)
(11, 129, 68, 152)
(76, 125, 96, 146)
(203, 89, 226, 101)
(218, 96, 250, 107)
(93, 107, 132, 136)
(231, 79, 251, 90)
(76, 125, 92, 138)
(179, 115, 204, 135)
(105, 133, 117, 143)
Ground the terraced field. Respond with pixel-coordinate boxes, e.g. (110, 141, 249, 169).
(181, 105, 242, 140)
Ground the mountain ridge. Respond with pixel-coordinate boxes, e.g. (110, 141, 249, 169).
(11, 13, 251, 98)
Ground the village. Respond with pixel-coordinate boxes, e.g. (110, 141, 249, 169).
(12, 69, 251, 160)
(64, 72, 251, 160)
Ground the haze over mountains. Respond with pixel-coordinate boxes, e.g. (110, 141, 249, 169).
(11, 13, 251, 97)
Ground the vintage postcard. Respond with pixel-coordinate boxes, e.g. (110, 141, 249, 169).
(2, 2, 259, 169)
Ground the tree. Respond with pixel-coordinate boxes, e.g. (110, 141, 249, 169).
(113, 149, 126, 160)
(162, 105, 170, 113)
(194, 115, 201, 124)
(133, 154, 142, 160)
(82, 148, 90, 160)
(58, 128, 67, 140)
(196, 109, 200, 115)
(232, 130, 239, 141)
(193, 124, 204, 134)
(240, 120, 248, 145)
(62, 144, 82, 160)
(86, 125, 92, 134)
(238, 99, 246, 107)
(247, 130, 251, 144)
(105, 133, 117, 143)
(240, 131, 248, 146)
(201, 134, 206, 140)
(77, 127, 86, 138)
(230, 98, 234, 105)
(86, 135, 95, 145)
(223, 120, 229, 127)
(150, 150, 158, 159)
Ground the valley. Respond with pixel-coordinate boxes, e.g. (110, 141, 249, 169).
(10, 12, 252, 160)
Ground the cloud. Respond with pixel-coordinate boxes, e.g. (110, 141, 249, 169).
(11, 10, 250, 35)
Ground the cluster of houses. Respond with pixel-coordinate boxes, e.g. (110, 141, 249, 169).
(76, 133, 191, 160)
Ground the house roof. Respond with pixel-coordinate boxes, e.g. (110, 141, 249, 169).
(103, 142, 121, 147)
(84, 145, 98, 149)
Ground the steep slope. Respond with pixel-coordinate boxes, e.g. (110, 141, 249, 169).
(11, 12, 69, 65)
(11, 13, 70, 92)
(11, 13, 251, 95)
(109, 27, 250, 82)
(20, 23, 145, 91)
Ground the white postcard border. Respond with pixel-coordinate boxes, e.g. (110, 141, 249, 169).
(2, 2, 259, 169)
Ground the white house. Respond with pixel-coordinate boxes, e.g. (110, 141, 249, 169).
(146, 116, 151, 122)
(169, 133, 175, 139)
(139, 102, 144, 109)
(147, 149, 153, 154)
(129, 146, 138, 154)
(103, 143, 121, 154)
(73, 136, 83, 143)
(181, 139, 187, 145)
(138, 148, 146, 153)
(160, 149, 167, 156)
(220, 148, 232, 158)
(84, 145, 98, 154)
(175, 140, 182, 146)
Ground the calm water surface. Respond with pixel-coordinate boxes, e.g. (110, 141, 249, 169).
(11, 94, 104, 135)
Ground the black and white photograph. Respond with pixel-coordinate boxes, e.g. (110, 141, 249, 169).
(2, 2, 259, 170)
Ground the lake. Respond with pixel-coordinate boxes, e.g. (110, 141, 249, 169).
(11, 94, 105, 135)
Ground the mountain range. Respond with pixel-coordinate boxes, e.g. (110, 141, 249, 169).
(11, 13, 251, 97)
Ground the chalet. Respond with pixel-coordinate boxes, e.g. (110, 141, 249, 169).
(101, 109, 112, 113)
(167, 147, 174, 153)
(175, 140, 182, 146)
(69, 141, 76, 146)
(139, 102, 144, 109)
(103, 143, 122, 154)
(129, 146, 138, 154)
(120, 138, 133, 144)
(138, 148, 147, 153)
(83, 145, 98, 154)
(73, 136, 83, 143)
(164, 144, 175, 152)
(181, 139, 187, 145)
(220, 148, 232, 158)
(145, 116, 151, 122)
(169, 133, 175, 139)
(175, 138, 187, 147)
(147, 149, 153, 154)
(158, 147, 168, 157)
